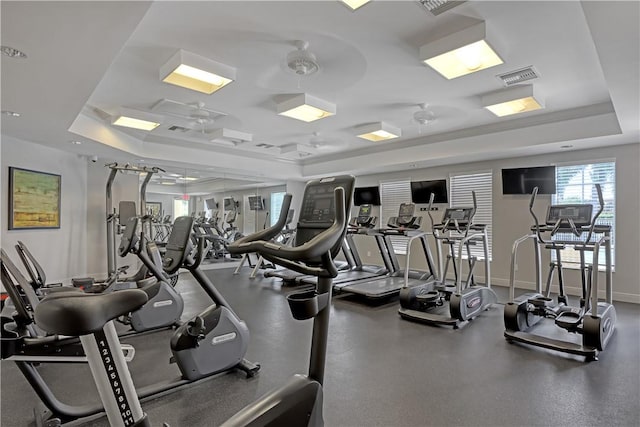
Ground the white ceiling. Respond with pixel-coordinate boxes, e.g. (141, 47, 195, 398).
(2, 1, 638, 189)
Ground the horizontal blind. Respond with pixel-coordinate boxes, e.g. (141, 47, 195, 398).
(552, 161, 615, 267)
(380, 179, 412, 255)
(449, 171, 493, 261)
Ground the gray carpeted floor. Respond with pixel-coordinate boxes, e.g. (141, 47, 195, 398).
(1, 267, 639, 426)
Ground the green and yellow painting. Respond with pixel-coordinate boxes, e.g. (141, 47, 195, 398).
(9, 167, 61, 229)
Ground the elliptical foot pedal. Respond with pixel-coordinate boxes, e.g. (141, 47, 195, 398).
(529, 296, 553, 308)
(555, 311, 582, 331)
(416, 291, 439, 304)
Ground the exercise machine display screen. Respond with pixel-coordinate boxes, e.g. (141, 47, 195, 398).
(359, 205, 371, 216)
(300, 177, 354, 224)
(546, 204, 593, 227)
(443, 208, 473, 223)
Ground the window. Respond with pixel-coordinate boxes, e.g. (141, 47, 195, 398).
(553, 161, 615, 268)
(449, 171, 493, 261)
(380, 179, 412, 255)
(270, 191, 286, 226)
(173, 199, 189, 218)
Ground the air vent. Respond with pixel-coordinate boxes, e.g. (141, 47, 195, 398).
(168, 125, 190, 132)
(418, 0, 466, 16)
(497, 66, 540, 86)
(256, 143, 276, 149)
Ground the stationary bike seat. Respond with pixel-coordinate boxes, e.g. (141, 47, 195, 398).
(34, 289, 148, 336)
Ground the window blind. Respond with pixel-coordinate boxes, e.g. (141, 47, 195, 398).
(449, 171, 493, 261)
(552, 161, 615, 267)
(380, 179, 412, 255)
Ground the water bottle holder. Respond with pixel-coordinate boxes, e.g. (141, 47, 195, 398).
(287, 290, 330, 320)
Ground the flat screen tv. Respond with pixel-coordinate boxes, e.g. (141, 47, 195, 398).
(502, 166, 556, 195)
(205, 198, 217, 210)
(410, 180, 448, 204)
(248, 196, 264, 210)
(354, 186, 381, 206)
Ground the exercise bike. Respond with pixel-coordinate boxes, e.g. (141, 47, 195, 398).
(503, 185, 616, 360)
(1, 215, 259, 426)
(29, 175, 353, 427)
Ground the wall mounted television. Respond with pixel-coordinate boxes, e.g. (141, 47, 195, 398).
(501, 166, 556, 195)
(410, 179, 448, 204)
(205, 198, 217, 210)
(354, 186, 381, 206)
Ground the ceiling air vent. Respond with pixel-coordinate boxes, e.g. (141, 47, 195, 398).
(418, 0, 466, 16)
(256, 143, 276, 149)
(168, 125, 190, 132)
(497, 66, 540, 87)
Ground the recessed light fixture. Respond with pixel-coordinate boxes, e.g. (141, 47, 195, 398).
(159, 49, 236, 95)
(69, 140, 83, 145)
(210, 128, 253, 146)
(111, 108, 162, 131)
(356, 122, 401, 142)
(2, 110, 21, 117)
(276, 93, 336, 123)
(340, 0, 371, 11)
(420, 21, 503, 79)
(1, 46, 27, 58)
(481, 84, 543, 117)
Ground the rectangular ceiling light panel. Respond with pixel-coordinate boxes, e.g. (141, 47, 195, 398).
(111, 108, 162, 131)
(341, 0, 371, 10)
(482, 85, 543, 117)
(356, 122, 401, 142)
(277, 94, 336, 122)
(160, 50, 236, 94)
(420, 21, 503, 79)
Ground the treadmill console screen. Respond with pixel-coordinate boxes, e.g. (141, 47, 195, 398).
(546, 204, 593, 227)
(359, 204, 371, 216)
(443, 208, 473, 222)
(398, 203, 415, 217)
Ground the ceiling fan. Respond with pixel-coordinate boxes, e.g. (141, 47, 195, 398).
(413, 103, 437, 133)
(308, 132, 343, 151)
(150, 98, 227, 133)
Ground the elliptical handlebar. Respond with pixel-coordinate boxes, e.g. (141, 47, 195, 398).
(228, 187, 347, 276)
(584, 183, 605, 244)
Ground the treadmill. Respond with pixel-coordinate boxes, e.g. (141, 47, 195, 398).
(297, 204, 391, 288)
(338, 203, 437, 299)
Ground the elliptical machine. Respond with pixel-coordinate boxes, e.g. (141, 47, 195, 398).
(398, 192, 497, 328)
(29, 175, 353, 427)
(504, 185, 616, 361)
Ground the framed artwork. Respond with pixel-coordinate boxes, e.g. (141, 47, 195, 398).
(147, 202, 162, 217)
(8, 167, 61, 230)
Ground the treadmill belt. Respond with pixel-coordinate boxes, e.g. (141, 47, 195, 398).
(341, 277, 425, 299)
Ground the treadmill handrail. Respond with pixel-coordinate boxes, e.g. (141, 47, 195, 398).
(228, 188, 347, 276)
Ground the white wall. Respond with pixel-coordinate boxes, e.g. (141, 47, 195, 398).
(1, 135, 88, 284)
(351, 143, 640, 303)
